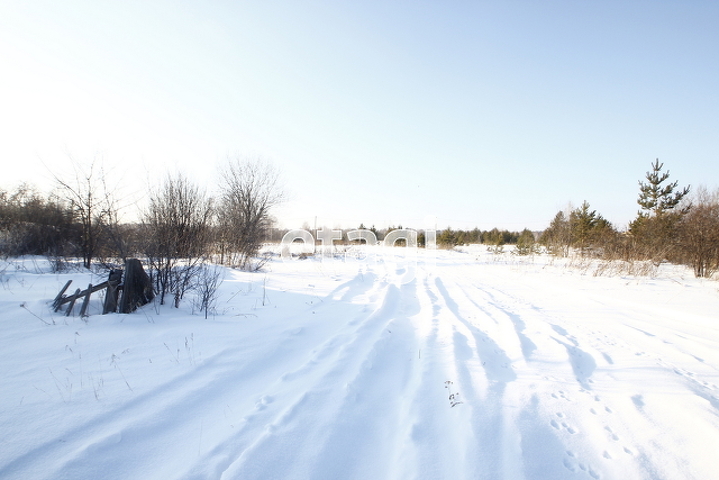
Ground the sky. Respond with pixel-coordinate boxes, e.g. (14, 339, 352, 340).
(1, 1, 718, 232)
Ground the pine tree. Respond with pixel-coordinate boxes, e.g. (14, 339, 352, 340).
(636, 159, 690, 217)
(630, 159, 690, 263)
(515, 229, 537, 256)
(570, 201, 597, 255)
(438, 227, 458, 248)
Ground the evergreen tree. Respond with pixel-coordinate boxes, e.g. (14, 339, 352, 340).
(484, 228, 502, 246)
(630, 159, 690, 263)
(515, 229, 537, 256)
(438, 227, 458, 248)
(570, 201, 597, 255)
(636, 159, 690, 216)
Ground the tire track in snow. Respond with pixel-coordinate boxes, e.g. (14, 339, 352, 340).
(1, 272, 384, 480)
(0, 346, 241, 480)
(183, 279, 422, 479)
(458, 284, 606, 477)
(434, 277, 517, 385)
(448, 271, 539, 364)
(426, 274, 528, 480)
(458, 265, 719, 480)
(388, 273, 479, 479)
(461, 278, 603, 392)
(439, 266, 620, 479)
(302, 282, 420, 480)
(6, 254, 718, 480)
(535, 284, 719, 452)
(475, 283, 630, 478)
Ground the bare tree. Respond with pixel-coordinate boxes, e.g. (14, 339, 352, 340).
(540, 210, 573, 257)
(216, 158, 284, 270)
(52, 157, 120, 269)
(98, 189, 131, 264)
(143, 172, 214, 306)
(675, 187, 719, 278)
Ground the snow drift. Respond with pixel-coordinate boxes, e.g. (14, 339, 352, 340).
(1, 247, 718, 480)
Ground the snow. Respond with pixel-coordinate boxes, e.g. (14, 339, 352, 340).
(1, 247, 718, 480)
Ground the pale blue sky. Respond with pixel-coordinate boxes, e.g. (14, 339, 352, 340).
(1, 1, 718, 231)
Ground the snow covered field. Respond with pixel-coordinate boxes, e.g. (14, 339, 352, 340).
(1, 247, 718, 480)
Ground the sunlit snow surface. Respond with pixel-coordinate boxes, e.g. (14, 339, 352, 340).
(1, 247, 718, 480)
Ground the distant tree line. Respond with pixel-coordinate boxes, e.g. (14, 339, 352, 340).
(348, 159, 719, 279)
(539, 159, 719, 278)
(431, 227, 536, 249)
(2, 155, 718, 303)
(277, 224, 538, 252)
(0, 184, 75, 260)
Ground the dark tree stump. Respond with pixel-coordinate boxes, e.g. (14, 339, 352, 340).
(119, 259, 154, 314)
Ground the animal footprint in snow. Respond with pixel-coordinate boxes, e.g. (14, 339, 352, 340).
(552, 416, 577, 434)
(604, 426, 619, 441)
(562, 457, 578, 473)
(552, 390, 571, 401)
(445, 381, 463, 407)
(562, 423, 577, 434)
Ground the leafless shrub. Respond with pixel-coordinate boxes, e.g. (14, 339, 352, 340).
(674, 187, 719, 278)
(143, 173, 214, 307)
(193, 263, 225, 319)
(216, 158, 284, 270)
(540, 210, 572, 257)
(591, 258, 659, 278)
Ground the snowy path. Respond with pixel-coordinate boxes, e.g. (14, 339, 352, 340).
(1, 250, 719, 479)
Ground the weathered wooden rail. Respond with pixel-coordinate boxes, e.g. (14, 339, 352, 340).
(52, 259, 154, 317)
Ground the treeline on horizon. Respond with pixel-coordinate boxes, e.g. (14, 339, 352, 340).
(279, 224, 532, 248)
(431, 159, 719, 278)
(2, 158, 719, 282)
